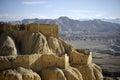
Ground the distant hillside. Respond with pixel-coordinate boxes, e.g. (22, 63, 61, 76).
(10, 16, 120, 33)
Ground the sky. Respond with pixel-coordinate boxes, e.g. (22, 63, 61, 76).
(0, 0, 120, 21)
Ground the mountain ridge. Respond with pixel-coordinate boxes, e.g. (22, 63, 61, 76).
(9, 16, 120, 33)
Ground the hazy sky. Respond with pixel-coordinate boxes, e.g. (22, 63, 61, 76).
(0, 0, 120, 21)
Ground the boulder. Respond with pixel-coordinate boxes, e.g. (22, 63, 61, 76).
(21, 32, 50, 54)
(47, 37, 74, 56)
(0, 67, 41, 80)
(72, 63, 103, 80)
(0, 32, 17, 56)
(0, 56, 16, 70)
(47, 37, 65, 56)
(58, 38, 74, 55)
(40, 67, 83, 80)
(63, 67, 83, 80)
(40, 67, 67, 80)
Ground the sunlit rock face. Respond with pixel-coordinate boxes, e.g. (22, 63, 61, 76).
(40, 67, 83, 80)
(21, 32, 50, 54)
(47, 36, 67, 56)
(40, 67, 67, 80)
(0, 32, 17, 56)
(72, 63, 103, 80)
(0, 23, 103, 80)
(0, 67, 41, 80)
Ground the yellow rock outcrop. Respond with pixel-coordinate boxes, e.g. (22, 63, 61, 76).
(0, 32, 17, 56)
(63, 67, 83, 80)
(40, 67, 67, 80)
(21, 32, 50, 54)
(0, 23, 103, 80)
(72, 63, 103, 80)
(0, 67, 41, 80)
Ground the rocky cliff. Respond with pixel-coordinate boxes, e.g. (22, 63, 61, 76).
(0, 23, 103, 80)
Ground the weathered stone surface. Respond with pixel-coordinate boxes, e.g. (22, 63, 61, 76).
(21, 32, 50, 54)
(47, 37, 65, 56)
(58, 38, 74, 55)
(0, 56, 16, 70)
(40, 67, 67, 80)
(0, 24, 103, 80)
(47, 37, 75, 57)
(0, 32, 17, 56)
(63, 67, 83, 80)
(0, 67, 41, 80)
(93, 63, 103, 80)
(72, 63, 103, 80)
(40, 67, 83, 80)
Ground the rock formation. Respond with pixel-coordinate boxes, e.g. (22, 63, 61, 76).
(47, 36, 67, 56)
(72, 63, 103, 80)
(40, 67, 67, 80)
(40, 67, 83, 80)
(63, 67, 83, 80)
(0, 67, 41, 80)
(0, 23, 103, 80)
(0, 32, 17, 56)
(21, 32, 50, 54)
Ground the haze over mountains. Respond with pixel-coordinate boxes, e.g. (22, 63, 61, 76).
(102, 18, 120, 24)
(79, 18, 120, 24)
(10, 16, 120, 32)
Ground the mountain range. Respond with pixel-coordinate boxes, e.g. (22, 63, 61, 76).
(10, 16, 120, 34)
(79, 18, 120, 24)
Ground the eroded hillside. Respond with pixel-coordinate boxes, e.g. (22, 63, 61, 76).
(0, 23, 103, 80)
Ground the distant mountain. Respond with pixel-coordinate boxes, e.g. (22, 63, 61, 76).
(10, 16, 120, 33)
(102, 18, 120, 24)
(79, 18, 120, 24)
